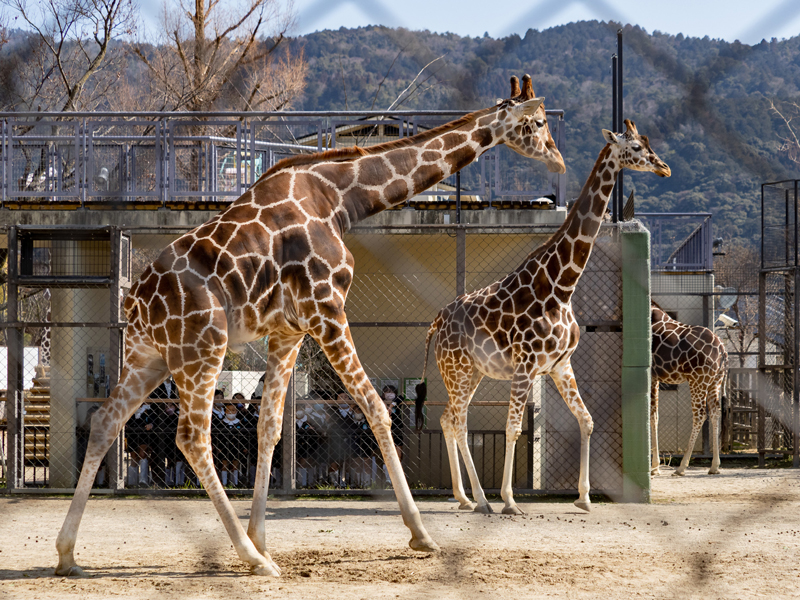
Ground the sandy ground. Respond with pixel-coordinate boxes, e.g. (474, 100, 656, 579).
(2, 467, 800, 599)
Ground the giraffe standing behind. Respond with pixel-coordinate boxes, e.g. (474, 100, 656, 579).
(651, 303, 729, 476)
(417, 120, 670, 514)
(55, 75, 565, 577)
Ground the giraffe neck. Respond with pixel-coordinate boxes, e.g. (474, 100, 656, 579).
(322, 108, 501, 226)
(534, 145, 620, 294)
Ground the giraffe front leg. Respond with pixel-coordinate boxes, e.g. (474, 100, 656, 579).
(550, 361, 593, 512)
(500, 390, 529, 515)
(315, 322, 438, 553)
(177, 419, 280, 576)
(650, 377, 661, 476)
(247, 334, 304, 566)
(56, 352, 169, 576)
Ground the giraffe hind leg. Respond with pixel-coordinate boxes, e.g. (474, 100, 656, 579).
(708, 381, 723, 475)
(674, 381, 706, 476)
(247, 333, 304, 564)
(56, 351, 169, 576)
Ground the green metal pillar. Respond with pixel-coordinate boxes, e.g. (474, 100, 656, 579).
(621, 225, 651, 502)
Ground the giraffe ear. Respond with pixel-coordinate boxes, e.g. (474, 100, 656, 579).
(512, 97, 544, 119)
(602, 129, 619, 144)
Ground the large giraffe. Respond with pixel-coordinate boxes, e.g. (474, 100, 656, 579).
(650, 303, 728, 476)
(55, 75, 566, 577)
(417, 120, 670, 514)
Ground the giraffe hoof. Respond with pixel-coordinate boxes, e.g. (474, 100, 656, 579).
(650, 468, 662, 476)
(458, 502, 477, 511)
(473, 503, 494, 514)
(573, 499, 591, 513)
(708, 469, 720, 475)
(672, 470, 686, 477)
(409, 536, 439, 553)
(250, 560, 281, 577)
(502, 505, 525, 515)
(55, 564, 85, 577)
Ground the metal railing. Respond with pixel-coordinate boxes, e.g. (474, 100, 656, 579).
(0, 110, 566, 209)
(640, 213, 713, 272)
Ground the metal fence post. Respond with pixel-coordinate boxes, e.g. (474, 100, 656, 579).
(621, 225, 651, 502)
(108, 228, 125, 489)
(758, 271, 767, 467)
(6, 226, 22, 490)
(456, 227, 466, 297)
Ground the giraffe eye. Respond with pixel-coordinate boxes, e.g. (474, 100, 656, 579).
(534, 119, 545, 128)
(631, 143, 642, 152)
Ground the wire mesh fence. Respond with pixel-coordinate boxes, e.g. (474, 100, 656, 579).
(0, 222, 632, 496)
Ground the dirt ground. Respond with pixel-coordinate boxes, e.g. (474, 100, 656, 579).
(2, 467, 800, 600)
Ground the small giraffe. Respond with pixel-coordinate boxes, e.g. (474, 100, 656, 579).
(651, 303, 729, 476)
(55, 75, 565, 577)
(417, 120, 670, 514)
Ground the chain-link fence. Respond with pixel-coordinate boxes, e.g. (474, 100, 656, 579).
(760, 180, 800, 467)
(0, 221, 640, 497)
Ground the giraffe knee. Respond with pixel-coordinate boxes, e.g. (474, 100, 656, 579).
(176, 429, 210, 461)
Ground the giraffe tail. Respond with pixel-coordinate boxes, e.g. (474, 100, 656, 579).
(415, 315, 441, 431)
(719, 349, 731, 451)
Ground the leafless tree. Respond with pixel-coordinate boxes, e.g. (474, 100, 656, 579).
(2, 0, 137, 112)
(714, 241, 760, 368)
(133, 0, 305, 112)
(770, 99, 800, 165)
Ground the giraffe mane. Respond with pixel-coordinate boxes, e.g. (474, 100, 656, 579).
(260, 108, 493, 180)
(522, 144, 613, 262)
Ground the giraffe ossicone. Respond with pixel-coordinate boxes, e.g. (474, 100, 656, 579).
(650, 303, 729, 476)
(417, 119, 670, 515)
(55, 75, 565, 577)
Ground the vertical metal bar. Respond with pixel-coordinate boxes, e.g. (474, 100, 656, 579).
(702, 277, 711, 456)
(455, 170, 461, 225)
(282, 368, 296, 493)
(557, 116, 567, 208)
(526, 401, 534, 489)
(611, 54, 619, 224)
(456, 227, 466, 297)
(617, 29, 624, 222)
(7, 226, 22, 489)
(758, 270, 766, 459)
(1, 118, 6, 208)
(795, 180, 800, 468)
(109, 227, 124, 489)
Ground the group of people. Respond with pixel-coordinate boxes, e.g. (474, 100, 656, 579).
(296, 385, 408, 488)
(121, 378, 408, 490)
(124, 379, 273, 489)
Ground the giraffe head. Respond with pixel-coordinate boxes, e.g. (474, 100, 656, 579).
(602, 119, 671, 177)
(497, 74, 566, 174)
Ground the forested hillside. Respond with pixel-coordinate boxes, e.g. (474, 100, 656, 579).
(286, 22, 800, 245)
(2, 20, 798, 244)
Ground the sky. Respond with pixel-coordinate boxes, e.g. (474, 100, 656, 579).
(285, 0, 800, 45)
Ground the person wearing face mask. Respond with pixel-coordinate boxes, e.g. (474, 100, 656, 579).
(328, 392, 354, 487)
(295, 405, 316, 487)
(349, 404, 373, 486)
(125, 402, 154, 488)
(214, 402, 246, 487)
(151, 401, 181, 487)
